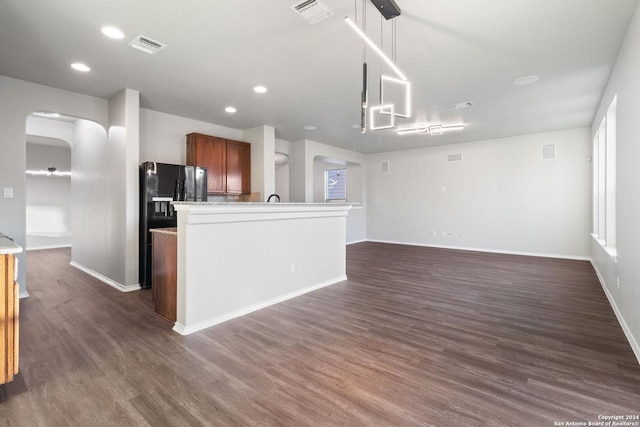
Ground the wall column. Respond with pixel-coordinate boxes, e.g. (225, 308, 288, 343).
(244, 125, 275, 201)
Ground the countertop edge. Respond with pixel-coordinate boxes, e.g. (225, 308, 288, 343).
(150, 228, 178, 236)
(0, 236, 23, 254)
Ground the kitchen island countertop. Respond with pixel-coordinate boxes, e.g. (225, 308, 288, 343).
(0, 234, 23, 255)
(171, 202, 352, 206)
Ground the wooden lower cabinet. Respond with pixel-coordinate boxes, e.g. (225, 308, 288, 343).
(151, 229, 177, 322)
(1, 254, 19, 385)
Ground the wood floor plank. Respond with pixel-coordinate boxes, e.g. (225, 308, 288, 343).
(1, 243, 639, 426)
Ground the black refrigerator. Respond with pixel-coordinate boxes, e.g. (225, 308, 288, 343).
(139, 162, 207, 289)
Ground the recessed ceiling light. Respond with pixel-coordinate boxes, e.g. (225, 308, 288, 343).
(513, 75, 539, 86)
(253, 85, 267, 94)
(304, 125, 317, 130)
(225, 106, 237, 113)
(101, 26, 124, 39)
(71, 62, 91, 72)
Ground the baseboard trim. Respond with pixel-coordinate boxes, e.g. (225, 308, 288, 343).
(365, 239, 591, 261)
(69, 261, 141, 293)
(590, 260, 640, 365)
(26, 244, 72, 251)
(173, 275, 347, 336)
(347, 239, 367, 245)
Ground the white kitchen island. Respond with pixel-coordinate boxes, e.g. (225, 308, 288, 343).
(171, 202, 351, 335)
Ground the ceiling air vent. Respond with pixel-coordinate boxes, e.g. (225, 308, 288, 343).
(128, 35, 166, 55)
(290, 0, 333, 24)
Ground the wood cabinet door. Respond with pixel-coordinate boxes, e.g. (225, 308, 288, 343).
(0, 254, 17, 385)
(13, 278, 18, 376)
(226, 140, 251, 195)
(152, 232, 177, 322)
(187, 134, 226, 194)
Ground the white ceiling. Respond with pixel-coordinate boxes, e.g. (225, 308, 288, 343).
(1, 0, 637, 154)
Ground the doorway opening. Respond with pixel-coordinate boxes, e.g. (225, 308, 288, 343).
(25, 113, 75, 250)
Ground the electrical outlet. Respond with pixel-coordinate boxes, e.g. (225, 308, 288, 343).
(290, 262, 296, 274)
(617, 276, 620, 288)
(3, 188, 14, 199)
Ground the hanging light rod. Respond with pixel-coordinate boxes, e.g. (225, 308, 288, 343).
(345, 16, 408, 81)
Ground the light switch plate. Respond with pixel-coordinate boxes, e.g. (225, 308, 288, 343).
(3, 187, 14, 199)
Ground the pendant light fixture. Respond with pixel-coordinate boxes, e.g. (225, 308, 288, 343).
(396, 123, 465, 136)
(344, 16, 407, 82)
(346, 0, 410, 134)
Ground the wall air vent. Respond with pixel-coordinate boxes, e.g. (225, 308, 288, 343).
(381, 160, 390, 173)
(290, 0, 333, 24)
(542, 143, 556, 160)
(128, 35, 166, 55)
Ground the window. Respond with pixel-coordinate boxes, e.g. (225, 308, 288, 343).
(325, 168, 346, 202)
(592, 96, 616, 256)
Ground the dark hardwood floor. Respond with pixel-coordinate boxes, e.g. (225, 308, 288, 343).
(1, 243, 639, 426)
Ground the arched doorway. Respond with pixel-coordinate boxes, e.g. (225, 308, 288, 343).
(25, 113, 75, 250)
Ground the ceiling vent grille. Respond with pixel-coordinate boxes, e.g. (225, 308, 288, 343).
(128, 35, 166, 55)
(542, 144, 556, 160)
(290, 0, 333, 24)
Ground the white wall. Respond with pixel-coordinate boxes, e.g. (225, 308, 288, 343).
(70, 120, 111, 274)
(313, 160, 334, 203)
(590, 2, 640, 362)
(26, 116, 74, 144)
(289, 139, 367, 243)
(0, 75, 108, 296)
(70, 89, 140, 291)
(367, 128, 591, 258)
(244, 125, 275, 200)
(117, 89, 140, 289)
(25, 143, 72, 249)
(275, 139, 292, 202)
(275, 161, 290, 202)
(139, 108, 242, 165)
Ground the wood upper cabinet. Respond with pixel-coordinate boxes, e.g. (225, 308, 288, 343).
(1, 254, 19, 385)
(187, 133, 226, 194)
(225, 140, 251, 195)
(186, 133, 251, 195)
